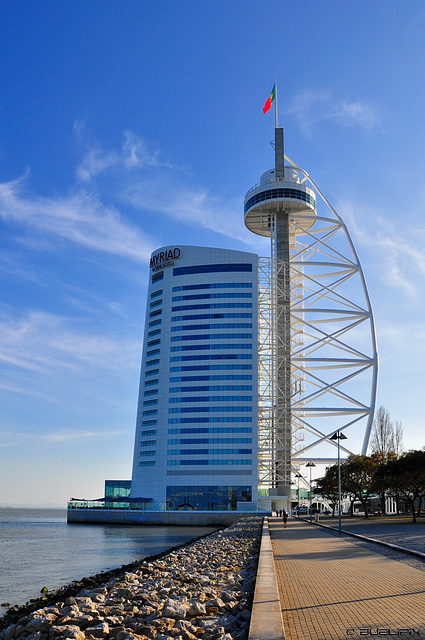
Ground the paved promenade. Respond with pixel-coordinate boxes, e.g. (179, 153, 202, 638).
(268, 517, 425, 640)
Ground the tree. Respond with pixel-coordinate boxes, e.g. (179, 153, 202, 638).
(341, 455, 376, 518)
(370, 406, 403, 456)
(375, 450, 425, 522)
(314, 465, 340, 517)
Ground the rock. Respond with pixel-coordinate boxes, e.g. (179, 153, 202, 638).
(85, 621, 109, 637)
(49, 624, 86, 639)
(161, 599, 188, 620)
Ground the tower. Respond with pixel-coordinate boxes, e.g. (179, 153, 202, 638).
(245, 128, 378, 508)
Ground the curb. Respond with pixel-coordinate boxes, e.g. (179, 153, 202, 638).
(297, 517, 425, 561)
(248, 517, 285, 640)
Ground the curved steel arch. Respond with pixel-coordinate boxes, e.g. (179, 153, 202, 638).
(255, 156, 378, 489)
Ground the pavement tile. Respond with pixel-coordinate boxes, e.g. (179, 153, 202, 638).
(269, 518, 425, 640)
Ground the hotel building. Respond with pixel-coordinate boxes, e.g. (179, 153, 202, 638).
(130, 246, 259, 512)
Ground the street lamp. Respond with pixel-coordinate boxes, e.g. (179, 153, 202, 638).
(295, 473, 303, 515)
(306, 462, 316, 523)
(330, 430, 348, 535)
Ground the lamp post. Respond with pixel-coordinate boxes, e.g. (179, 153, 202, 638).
(330, 430, 347, 534)
(295, 473, 303, 516)
(306, 462, 316, 523)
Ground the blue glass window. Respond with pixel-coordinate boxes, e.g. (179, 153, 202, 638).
(171, 344, 252, 352)
(169, 406, 252, 413)
(170, 364, 252, 372)
(169, 417, 252, 424)
(139, 461, 156, 466)
(141, 440, 157, 446)
(144, 379, 159, 386)
(172, 303, 252, 312)
(141, 429, 157, 436)
(171, 334, 252, 342)
(166, 485, 252, 511)
(150, 299, 162, 308)
(168, 437, 252, 444)
(172, 323, 252, 332)
(142, 419, 157, 426)
(172, 313, 252, 321)
(150, 289, 163, 298)
(148, 319, 162, 328)
(140, 450, 156, 457)
(144, 389, 158, 396)
(168, 448, 252, 456)
(170, 375, 252, 382)
(169, 396, 252, 403)
(173, 263, 252, 276)
(172, 283, 252, 292)
(167, 459, 251, 466)
(168, 427, 252, 433)
(143, 399, 158, 406)
(152, 272, 163, 282)
(169, 385, 252, 392)
(170, 354, 252, 362)
(172, 293, 252, 302)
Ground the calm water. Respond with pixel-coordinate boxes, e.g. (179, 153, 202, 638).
(0, 508, 216, 616)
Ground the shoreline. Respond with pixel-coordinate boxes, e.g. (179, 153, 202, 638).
(0, 517, 262, 640)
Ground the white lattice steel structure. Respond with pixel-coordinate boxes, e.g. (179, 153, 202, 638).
(245, 128, 378, 496)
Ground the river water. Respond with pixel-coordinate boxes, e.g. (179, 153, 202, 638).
(0, 508, 216, 616)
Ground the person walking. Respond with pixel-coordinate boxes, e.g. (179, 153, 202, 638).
(282, 509, 288, 529)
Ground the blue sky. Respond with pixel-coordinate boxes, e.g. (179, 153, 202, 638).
(1, 1, 425, 505)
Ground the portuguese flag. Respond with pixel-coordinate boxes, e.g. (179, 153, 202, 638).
(263, 84, 276, 114)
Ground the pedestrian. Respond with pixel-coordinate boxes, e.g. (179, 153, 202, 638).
(282, 509, 288, 528)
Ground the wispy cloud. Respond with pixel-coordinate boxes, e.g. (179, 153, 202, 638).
(286, 89, 380, 136)
(0, 309, 140, 400)
(339, 198, 425, 299)
(0, 173, 153, 261)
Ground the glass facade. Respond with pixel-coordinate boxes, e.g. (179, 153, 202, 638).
(166, 485, 252, 510)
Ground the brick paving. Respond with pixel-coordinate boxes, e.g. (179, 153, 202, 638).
(268, 517, 425, 640)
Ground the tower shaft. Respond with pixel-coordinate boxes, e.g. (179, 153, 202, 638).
(273, 128, 292, 493)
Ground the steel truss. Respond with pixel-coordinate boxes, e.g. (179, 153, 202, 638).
(257, 161, 378, 490)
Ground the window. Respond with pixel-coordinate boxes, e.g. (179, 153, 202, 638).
(170, 354, 252, 362)
(169, 406, 252, 413)
(142, 419, 157, 426)
(143, 399, 158, 406)
(170, 375, 252, 382)
(168, 448, 252, 456)
(141, 429, 157, 436)
(148, 319, 162, 327)
(139, 460, 156, 466)
(173, 263, 252, 276)
(166, 485, 252, 511)
(172, 323, 252, 332)
(147, 339, 161, 347)
(144, 379, 159, 386)
(143, 409, 158, 417)
(149, 309, 162, 318)
(167, 459, 251, 466)
(152, 271, 164, 282)
(147, 349, 160, 356)
(171, 344, 252, 352)
(172, 303, 252, 312)
(168, 427, 252, 434)
(172, 283, 252, 292)
(170, 364, 252, 372)
(172, 293, 252, 302)
(151, 289, 163, 298)
(148, 329, 161, 337)
(140, 450, 156, 457)
(144, 389, 158, 397)
(146, 359, 160, 367)
(172, 313, 252, 321)
(171, 334, 252, 342)
(141, 440, 157, 446)
(169, 385, 252, 392)
(169, 396, 252, 403)
(169, 417, 252, 424)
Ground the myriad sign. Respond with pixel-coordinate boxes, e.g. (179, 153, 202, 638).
(150, 247, 181, 271)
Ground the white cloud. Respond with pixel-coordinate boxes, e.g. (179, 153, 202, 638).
(286, 89, 380, 136)
(0, 309, 140, 391)
(339, 198, 425, 300)
(0, 173, 153, 261)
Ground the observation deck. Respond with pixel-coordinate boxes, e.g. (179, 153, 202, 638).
(244, 167, 317, 237)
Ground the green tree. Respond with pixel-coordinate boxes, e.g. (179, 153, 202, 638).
(314, 465, 340, 517)
(341, 455, 376, 518)
(375, 450, 425, 522)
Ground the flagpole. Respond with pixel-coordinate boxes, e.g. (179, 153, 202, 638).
(274, 74, 278, 128)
